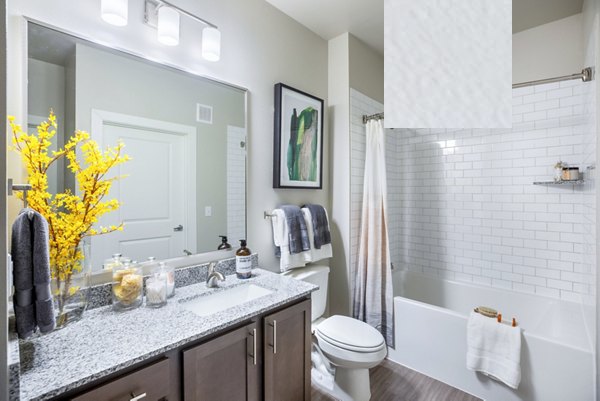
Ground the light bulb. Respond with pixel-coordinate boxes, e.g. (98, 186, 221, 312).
(202, 27, 221, 62)
(101, 0, 128, 27)
(158, 6, 180, 46)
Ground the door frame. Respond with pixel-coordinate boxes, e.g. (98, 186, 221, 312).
(90, 109, 197, 254)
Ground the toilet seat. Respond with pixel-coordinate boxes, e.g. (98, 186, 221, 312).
(315, 331, 387, 368)
(314, 315, 387, 369)
(315, 315, 385, 353)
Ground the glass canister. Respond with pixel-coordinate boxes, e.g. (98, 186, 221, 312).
(112, 263, 143, 310)
(103, 253, 132, 270)
(145, 271, 167, 308)
(554, 161, 564, 182)
(158, 262, 176, 298)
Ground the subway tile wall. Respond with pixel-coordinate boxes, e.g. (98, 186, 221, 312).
(350, 81, 596, 302)
(227, 126, 247, 243)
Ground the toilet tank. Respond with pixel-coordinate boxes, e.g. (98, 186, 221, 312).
(282, 265, 329, 322)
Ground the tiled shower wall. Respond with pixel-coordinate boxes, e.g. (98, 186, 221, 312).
(226, 126, 247, 243)
(350, 82, 596, 302)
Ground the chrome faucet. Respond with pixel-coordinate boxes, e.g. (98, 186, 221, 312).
(183, 249, 192, 256)
(206, 261, 225, 288)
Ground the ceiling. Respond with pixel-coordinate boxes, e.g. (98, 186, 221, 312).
(28, 23, 76, 66)
(265, 0, 384, 54)
(265, 0, 584, 54)
(513, 0, 583, 33)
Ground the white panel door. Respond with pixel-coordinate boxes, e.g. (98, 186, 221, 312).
(90, 111, 196, 269)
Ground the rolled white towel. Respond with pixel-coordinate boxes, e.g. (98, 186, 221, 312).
(466, 310, 522, 389)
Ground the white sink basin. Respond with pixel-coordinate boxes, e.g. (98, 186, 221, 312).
(182, 284, 273, 317)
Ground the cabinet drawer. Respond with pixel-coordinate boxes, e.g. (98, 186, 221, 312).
(71, 358, 170, 401)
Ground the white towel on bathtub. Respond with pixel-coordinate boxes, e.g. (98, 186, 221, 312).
(466, 310, 522, 389)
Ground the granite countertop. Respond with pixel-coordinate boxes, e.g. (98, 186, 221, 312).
(17, 268, 317, 401)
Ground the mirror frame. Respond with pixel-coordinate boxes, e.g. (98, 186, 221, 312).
(21, 18, 249, 283)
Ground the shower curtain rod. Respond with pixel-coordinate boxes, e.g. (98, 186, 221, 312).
(363, 112, 384, 124)
(362, 67, 592, 124)
(513, 67, 593, 89)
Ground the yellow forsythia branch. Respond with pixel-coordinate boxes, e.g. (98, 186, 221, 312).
(10, 111, 130, 280)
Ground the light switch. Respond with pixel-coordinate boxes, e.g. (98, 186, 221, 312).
(205, 206, 212, 217)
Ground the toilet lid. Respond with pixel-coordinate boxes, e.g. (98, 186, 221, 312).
(315, 315, 385, 352)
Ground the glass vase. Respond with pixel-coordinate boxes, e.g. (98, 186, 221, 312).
(52, 241, 91, 328)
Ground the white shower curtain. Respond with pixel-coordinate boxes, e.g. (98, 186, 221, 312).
(352, 119, 394, 346)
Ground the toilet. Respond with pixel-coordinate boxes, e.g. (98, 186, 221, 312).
(283, 265, 387, 401)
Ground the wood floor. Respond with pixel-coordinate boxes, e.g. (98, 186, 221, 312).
(311, 359, 482, 401)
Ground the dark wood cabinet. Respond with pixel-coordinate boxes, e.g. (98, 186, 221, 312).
(71, 358, 170, 401)
(183, 321, 260, 401)
(263, 299, 311, 401)
(64, 298, 311, 401)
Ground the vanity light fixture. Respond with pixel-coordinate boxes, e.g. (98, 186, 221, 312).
(157, 5, 180, 46)
(144, 0, 221, 61)
(201, 27, 221, 62)
(101, 0, 128, 27)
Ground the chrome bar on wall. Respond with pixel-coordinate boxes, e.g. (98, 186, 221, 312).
(513, 67, 593, 89)
(362, 112, 384, 124)
(7, 178, 32, 208)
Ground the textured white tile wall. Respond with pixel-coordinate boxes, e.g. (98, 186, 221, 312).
(350, 82, 596, 301)
(227, 126, 247, 243)
(580, 78, 597, 304)
(384, 0, 512, 128)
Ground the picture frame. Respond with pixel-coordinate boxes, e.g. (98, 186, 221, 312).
(273, 83, 324, 189)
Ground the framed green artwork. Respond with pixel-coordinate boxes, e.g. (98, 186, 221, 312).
(273, 83, 324, 189)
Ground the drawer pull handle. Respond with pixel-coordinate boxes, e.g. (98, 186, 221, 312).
(130, 393, 147, 401)
(250, 328, 257, 365)
(270, 320, 277, 354)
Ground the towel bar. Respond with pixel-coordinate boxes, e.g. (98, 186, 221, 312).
(474, 307, 517, 327)
(7, 178, 32, 208)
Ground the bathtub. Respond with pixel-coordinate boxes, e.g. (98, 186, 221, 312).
(387, 270, 594, 401)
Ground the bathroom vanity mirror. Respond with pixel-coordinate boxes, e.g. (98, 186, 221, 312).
(26, 22, 247, 271)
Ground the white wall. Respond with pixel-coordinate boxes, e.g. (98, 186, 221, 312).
(513, 14, 584, 85)
(28, 58, 65, 195)
(6, 0, 329, 272)
(348, 35, 383, 104)
(328, 32, 384, 316)
(328, 33, 351, 316)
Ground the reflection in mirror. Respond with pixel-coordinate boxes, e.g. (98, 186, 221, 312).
(27, 22, 247, 271)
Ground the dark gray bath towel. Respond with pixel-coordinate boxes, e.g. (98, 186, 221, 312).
(302, 204, 331, 249)
(11, 208, 55, 338)
(281, 205, 311, 254)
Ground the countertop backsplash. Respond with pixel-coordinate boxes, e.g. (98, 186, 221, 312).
(87, 254, 258, 309)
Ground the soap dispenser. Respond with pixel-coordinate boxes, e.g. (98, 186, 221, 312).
(218, 235, 232, 251)
(235, 240, 252, 279)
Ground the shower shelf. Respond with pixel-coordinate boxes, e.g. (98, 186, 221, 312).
(533, 179, 585, 185)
